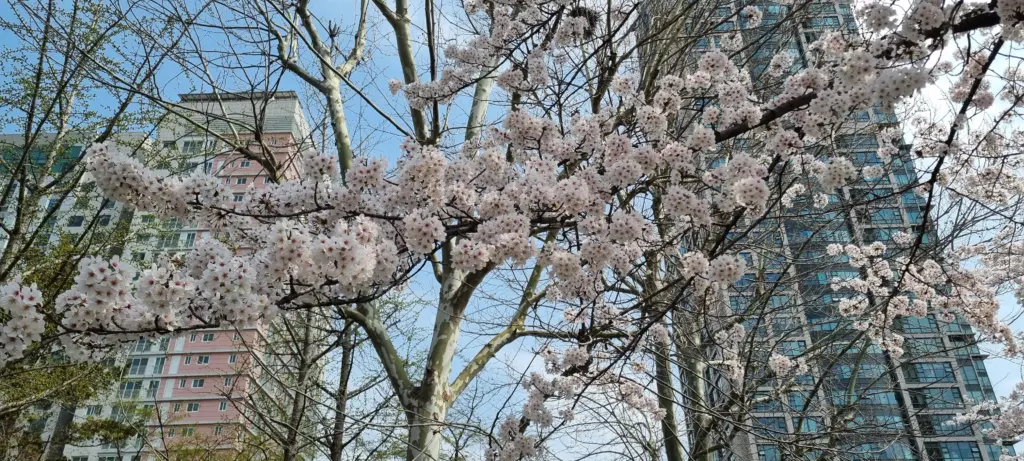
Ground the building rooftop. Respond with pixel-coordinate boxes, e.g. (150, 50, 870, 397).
(178, 91, 299, 102)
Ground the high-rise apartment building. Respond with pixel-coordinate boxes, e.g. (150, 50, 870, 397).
(640, 2, 1018, 460)
(60, 91, 315, 461)
(0, 133, 143, 460)
(0, 133, 141, 255)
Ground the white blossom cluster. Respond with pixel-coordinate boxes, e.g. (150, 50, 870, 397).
(767, 352, 809, 378)
(714, 323, 749, 385)
(826, 243, 1017, 358)
(0, 279, 45, 366)
(950, 381, 1024, 459)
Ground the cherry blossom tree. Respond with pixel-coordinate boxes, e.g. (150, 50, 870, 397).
(7, 0, 1024, 459)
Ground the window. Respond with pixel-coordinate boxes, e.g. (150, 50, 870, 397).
(236, 177, 247, 185)
(190, 333, 197, 342)
(233, 193, 245, 202)
(86, 405, 102, 416)
(183, 426, 195, 436)
(918, 414, 974, 436)
(168, 427, 176, 437)
(232, 332, 241, 341)
(987, 445, 1015, 460)
(224, 377, 234, 386)
(202, 333, 215, 342)
(215, 425, 224, 435)
(229, 354, 237, 364)
(787, 391, 812, 411)
(910, 388, 964, 409)
(131, 252, 145, 263)
(198, 355, 210, 365)
(870, 208, 902, 224)
(162, 141, 177, 151)
(754, 417, 787, 437)
(173, 403, 182, 412)
(119, 380, 143, 399)
(799, 417, 824, 433)
(185, 355, 193, 365)
(178, 379, 186, 388)
(192, 379, 205, 388)
(904, 362, 956, 383)
(907, 337, 945, 356)
(98, 215, 111, 226)
(186, 403, 200, 412)
(752, 392, 779, 412)
(779, 341, 806, 357)
(183, 232, 196, 248)
(149, 357, 165, 375)
(182, 140, 209, 153)
(264, 176, 272, 184)
(220, 401, 228, 411)
(46, 198, 59, 210)
(758, 444, 781, 461)
(147, 380, 160, 398)
(831, 389, 899, 407)
(68, 215, 84, 227)
(241, 160, 251, 167)
(847, 442, 915, 460)
(943, 314, 975, 334)
(128, 358, 149, 375)
(924, 442, 982, 461)
(901, 315, 938, 333)
(837, 134, 879, 149)
(157, 232, 178, 248)
(803, 15, 841, 28)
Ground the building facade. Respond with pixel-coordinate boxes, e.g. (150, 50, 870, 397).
(640, 1, 1019, 460)
(60, 91, 315, 461)
(0, 133, 145, 460)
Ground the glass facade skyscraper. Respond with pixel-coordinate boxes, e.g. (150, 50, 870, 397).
(640, 1, 1019, 460)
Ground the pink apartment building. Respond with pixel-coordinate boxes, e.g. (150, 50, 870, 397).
(62, 92, 313, 461)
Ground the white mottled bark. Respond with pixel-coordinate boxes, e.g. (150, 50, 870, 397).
(406, 269, 468, 460)
(464, 59, 498, 143)
(323, 75, 353, 174)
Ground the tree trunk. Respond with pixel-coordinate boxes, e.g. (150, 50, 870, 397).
(653, 332, 684, 461)
(405, 396, 450, 461)
(678, 331, 713, 461)
(328, 322, 355, 461)
(464, 60, 498, 143)
(323, 78, 353, 175)
(282, 312, 315, 461)
(391, 7, 428, 142)
(405, 268, 473, 460)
